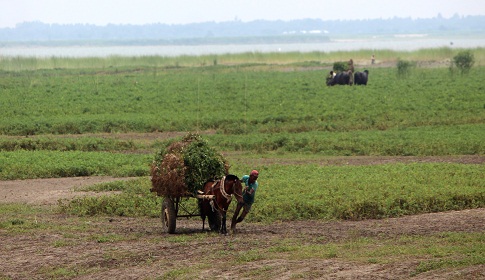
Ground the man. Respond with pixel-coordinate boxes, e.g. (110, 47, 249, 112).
(232, 169, 259, 225)
(348, 58, 354, 85)
(348, 58, 354, 73)
(326, 70, 336, 85)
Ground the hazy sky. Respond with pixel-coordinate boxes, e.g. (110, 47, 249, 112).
(1, 0, 484, 28)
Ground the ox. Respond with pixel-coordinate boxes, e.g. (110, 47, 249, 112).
(354, 70, 369, 85)
(326, 70, 353, 86)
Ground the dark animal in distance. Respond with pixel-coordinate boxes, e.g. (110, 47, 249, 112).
(199, 175, 244, 234)
(327, 71, 353, 86)
(327, 70, 369, 86)
(354, 70, 369, 85)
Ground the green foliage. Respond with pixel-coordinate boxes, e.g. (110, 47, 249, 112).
(80, 180, 134, 192)
(243, 163, 485, 222)
(0, 64, 483, 136)
(208, 124, 485, 155)
(58, 178, 160, 217)
(0, 61, 484, 181)
(150, 133, 228, 195)
(1, 66, 484, 138)
(332, 61, 348, 72)
(396, 59, 415, 78)
(0, 204, 46, 230)
(0, 136, 137, 152)
(181, 134, 228, 190)
(59, 193, 158, 217)
(57, 162, 485, 220)
(452, 50, 475, 75)
(0, 150, 150, 180)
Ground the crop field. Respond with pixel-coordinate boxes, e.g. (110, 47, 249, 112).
(0, 49, 484, 279)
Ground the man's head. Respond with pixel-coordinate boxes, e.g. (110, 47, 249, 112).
(250, 169, 259, 179)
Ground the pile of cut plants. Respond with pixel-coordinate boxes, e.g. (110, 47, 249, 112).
(150, 133, 229, 197)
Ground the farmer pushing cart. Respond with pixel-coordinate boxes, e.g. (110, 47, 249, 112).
(231, 169, 259, 230)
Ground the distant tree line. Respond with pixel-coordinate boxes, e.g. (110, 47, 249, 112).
(0, 15, 484, 45)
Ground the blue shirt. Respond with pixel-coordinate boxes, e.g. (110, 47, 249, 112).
(242, 175, 258, 205)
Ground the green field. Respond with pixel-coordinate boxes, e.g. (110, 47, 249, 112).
(1, 59, 484, 138)
(0, 49, 484, 221)
(57, 163, 485, 222)
(1, 49, 484, 279)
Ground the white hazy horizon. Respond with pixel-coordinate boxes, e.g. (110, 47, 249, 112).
(1, 0, 485, 28)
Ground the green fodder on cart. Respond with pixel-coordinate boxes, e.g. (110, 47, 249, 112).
(150, 133, 229, 197)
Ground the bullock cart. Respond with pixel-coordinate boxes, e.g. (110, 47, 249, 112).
(149, 133, 230, 234)
(154, 174, 243, 234)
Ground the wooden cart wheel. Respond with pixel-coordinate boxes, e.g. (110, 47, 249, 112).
(161, 197, 176, 234)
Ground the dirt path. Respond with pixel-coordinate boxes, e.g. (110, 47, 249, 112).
(1, 207, 484, 279)
(0, 176, 137, 205)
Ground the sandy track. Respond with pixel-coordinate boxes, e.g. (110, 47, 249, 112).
(0, 176, 137, 205)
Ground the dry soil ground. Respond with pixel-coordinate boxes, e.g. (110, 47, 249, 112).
(1, 155, 484, 279)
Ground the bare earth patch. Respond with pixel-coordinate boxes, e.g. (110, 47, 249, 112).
(1, 208, 484, 279)
(1, 155, 484, 279)
(0, 176, 137, 205)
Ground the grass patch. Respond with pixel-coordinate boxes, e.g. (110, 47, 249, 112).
(261, 232, 485, 276)
(0, 150, 151, 180)
(236, 249, 265, 263)
(1, 63, 484, 138)
(56, 162, 485, 222)
(244, 163, 485, 222)
(158, 267, 193, 280)
(0, 204, 48, 231)
(92, 233, 125, 243)
(78, 178, 145, 192)
(0, 136, 139, 152)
